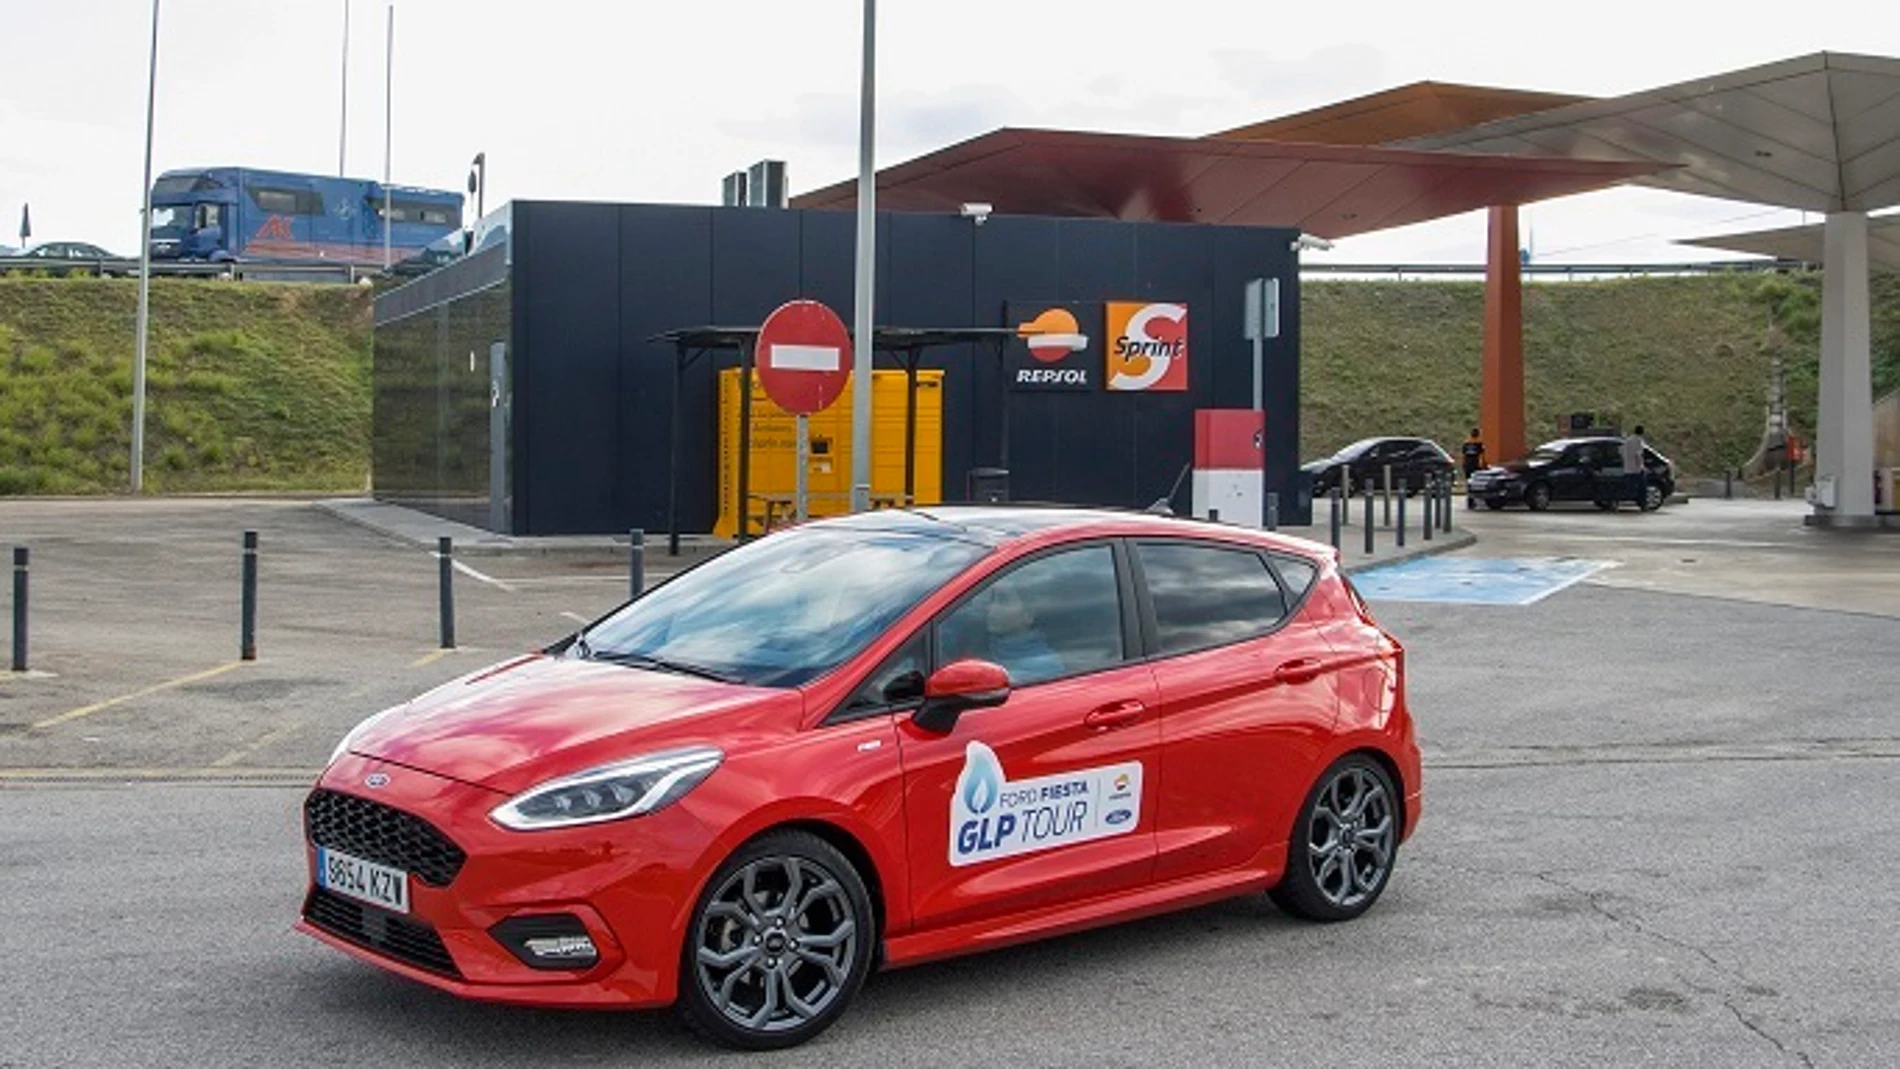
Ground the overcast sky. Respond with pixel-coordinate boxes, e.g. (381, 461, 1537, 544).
(3, 0, 1894, 264)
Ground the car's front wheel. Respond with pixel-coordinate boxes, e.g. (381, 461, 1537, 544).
(677, 830, 876, 1050)
(1642, 482, 1667, 511)
(1270, 755, 1399, 922)
(1525, 482, 1553, 511)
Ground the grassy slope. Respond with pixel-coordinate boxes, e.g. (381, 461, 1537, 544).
(0, 278, 371, 493)
(0, 273, 1892, 495)
(1302, 272, 1900, 475)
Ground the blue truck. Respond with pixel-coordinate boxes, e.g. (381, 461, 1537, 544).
(147, 167, 462, 266)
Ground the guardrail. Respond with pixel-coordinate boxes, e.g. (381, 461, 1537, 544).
(0, 256, 384, 283)
(1301, 259, 1808, 280)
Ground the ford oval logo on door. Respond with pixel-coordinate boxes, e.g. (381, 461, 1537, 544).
(364, 773, 390, 789)
(1105, 809, 1133, 826)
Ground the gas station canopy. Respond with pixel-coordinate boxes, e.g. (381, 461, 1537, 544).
(1681, 213, 1900, 272)
(791, 127, 1664, 239)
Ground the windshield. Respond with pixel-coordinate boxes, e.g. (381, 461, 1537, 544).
(150, 206, 182, 232)
(578, 526, 990, 688)
(1331, 437, 1383, 460)
(1526, 446, 1567, 463)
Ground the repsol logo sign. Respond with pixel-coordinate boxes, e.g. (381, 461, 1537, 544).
(1016, 367, 1089, 386)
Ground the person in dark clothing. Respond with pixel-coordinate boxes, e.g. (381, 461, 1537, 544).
(1461, 428, 1485, 483)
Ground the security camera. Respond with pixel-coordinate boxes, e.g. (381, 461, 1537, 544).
(960, 202, 994, 225)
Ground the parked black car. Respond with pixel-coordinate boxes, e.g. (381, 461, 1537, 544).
(1302, 437, 1455, 497)
(1466, 436, 1676, 512)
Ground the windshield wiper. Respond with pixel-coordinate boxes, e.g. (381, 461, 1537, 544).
(586, 648, 741, 685)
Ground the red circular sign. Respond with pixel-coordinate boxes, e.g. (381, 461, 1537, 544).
(755, 300, 853, 416)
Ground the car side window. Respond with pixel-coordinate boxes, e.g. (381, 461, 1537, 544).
(835, 635, 927, 721)
(1137, 542, 1287, 655)
(1270, 554, 1318, 602)
(936, 545, 1122, 688)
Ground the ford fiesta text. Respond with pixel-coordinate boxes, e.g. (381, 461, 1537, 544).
(298, 507, 1422, 1049)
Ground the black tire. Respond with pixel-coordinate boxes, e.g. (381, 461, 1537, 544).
(1525, 482, 1553, 511)
(1270, 755, 1400, 923)
(1641, 483, 1666, 512)
(676, 830, 876, 1050)
(1483, 499, 1506, 511)
(1594, 497, 1618, 511)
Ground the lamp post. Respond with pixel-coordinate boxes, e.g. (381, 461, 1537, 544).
(381, 0, 393, 272)
(848, 0, 876, 512)
(131, 0, 160, 493)
(338, 0, 350, 176)
(468, 152, 485, 221)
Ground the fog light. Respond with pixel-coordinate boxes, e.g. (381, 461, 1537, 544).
(491, 914, 600, 970)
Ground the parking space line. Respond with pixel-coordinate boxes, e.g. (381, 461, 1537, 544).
(561, 611, 589, 624)
(410, 648, 452, 668)
(209, 719, 306, 768)
(31, 662, 244, 730)
(446, 557, 516, 592)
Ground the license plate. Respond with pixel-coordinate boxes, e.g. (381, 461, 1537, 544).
(316, 846, 411, 914)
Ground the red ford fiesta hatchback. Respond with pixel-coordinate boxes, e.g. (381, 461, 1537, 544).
(299, 507, 1421, 1049)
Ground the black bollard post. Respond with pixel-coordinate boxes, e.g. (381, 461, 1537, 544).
(1209, 508, 1221, 523)
(1422, 480, 1434, 542)
(1329, 487, 1342, 549)
(1363, 487, 1374, 555)
(437, 536, 456, 650)
(11, 547, 26, 673)
(1725, 469, 1734, 500)
(240, 531, 258, 661)
(1442, 477, 1453, 533)
(629, 528, 646, 600)
(1774, 466, 1782, 500)
(1382, 465, 1393, 527)
(1266, 492, 1279, 531)
(1396, 482, 1407, 548)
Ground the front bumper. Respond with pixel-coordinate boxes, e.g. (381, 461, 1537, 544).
(296, 753, 699, 1009)
(1464, 477, 1523, 503)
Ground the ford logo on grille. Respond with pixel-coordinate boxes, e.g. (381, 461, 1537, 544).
(364, 773, 390, 789)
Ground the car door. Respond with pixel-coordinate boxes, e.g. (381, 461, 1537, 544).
(896, 541, 1159, 934)
(1547, 445, 1595, 500)
(1134, 540, 1341, 882)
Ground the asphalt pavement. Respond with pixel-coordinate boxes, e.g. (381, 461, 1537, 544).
(2, 496, 1897, 1066)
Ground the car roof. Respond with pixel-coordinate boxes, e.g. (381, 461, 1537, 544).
(801, 504, 1333, 559)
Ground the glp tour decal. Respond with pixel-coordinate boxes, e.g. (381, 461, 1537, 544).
(949, 741, 1143, 867)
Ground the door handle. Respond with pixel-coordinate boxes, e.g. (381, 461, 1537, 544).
(1083, 700, 1146, 731)
(1272, 658, 1325, 685)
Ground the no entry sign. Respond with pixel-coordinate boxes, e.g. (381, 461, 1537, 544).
(756, 300, 852, 416)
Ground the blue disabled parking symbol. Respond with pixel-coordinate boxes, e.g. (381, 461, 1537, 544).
(1350, 557, 1615, 606)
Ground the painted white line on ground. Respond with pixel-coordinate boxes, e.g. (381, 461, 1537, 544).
(1520, 560, 1620, 605)
(450, 558, 517, 592)
(1504, 534, 1801, 550)
(561, 611, 590, 624)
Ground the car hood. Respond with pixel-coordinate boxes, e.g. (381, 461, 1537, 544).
(349, 654, 799, 795)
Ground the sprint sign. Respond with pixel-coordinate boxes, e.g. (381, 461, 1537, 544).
(949, 741, 1143, 867)
(1105, 301, 1188, 392)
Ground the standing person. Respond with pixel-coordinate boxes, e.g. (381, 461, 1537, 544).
(1621, 425, 1649, 510)
(1461, 427, 1485, 505)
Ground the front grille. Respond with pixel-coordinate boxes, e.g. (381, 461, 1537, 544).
(304, 888, 461, 978)
(304, 789, 467, 887)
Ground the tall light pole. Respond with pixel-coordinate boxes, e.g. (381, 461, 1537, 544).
(848, 0, 876, 512)
(338, 0, 350, 176)
(468, 152, 485, 221)
(131, 0, 160, 494)
(381, 0, 393, 271)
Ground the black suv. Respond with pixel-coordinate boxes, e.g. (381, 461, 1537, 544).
(1466, 437, 1675, 511)
(1302, 437, 1455, 498)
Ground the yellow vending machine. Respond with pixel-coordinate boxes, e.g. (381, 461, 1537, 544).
(716, 369, 943, 537)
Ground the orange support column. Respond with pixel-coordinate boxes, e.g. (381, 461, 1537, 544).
(1482, 205, 1526, 464)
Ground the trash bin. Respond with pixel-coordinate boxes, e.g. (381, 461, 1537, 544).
(967, 467, 1010, 504)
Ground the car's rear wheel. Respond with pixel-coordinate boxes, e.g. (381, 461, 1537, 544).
(677, 831, 875, 1050)
(1483, 499, 1506, 510)
(1270, 755, 1399, 923)
(1525, 482, 1553, 511)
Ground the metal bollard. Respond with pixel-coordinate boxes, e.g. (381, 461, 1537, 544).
(11, 547, 26, 672)
(1396, 482, 1407, 548)
(1329, 488, 1342, 548)
(437, 536, 456, 650)
(629, 528, 646, 600)
(1774, 466, 1782, 500)
(1423, 480, 1435, 541)
(1209, 508, 1221, 523)
(1363, 487, 1374, 555)
(1442, 477, 1453, 532)
(240, 531, 258, 661)
(1265, 492, 1279, 531)
(1382, 465, 1393, 527)
(1725, 469, 1734, 500)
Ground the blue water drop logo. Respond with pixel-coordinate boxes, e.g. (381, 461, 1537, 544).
(959, 742, 1003, 814)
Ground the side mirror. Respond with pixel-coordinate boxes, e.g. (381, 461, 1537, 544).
(912, 659, 1010, 734)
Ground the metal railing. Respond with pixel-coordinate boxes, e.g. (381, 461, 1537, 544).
(0, 256, 382, 283)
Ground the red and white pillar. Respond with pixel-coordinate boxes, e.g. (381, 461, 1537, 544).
(1193, 409, 1264, 526)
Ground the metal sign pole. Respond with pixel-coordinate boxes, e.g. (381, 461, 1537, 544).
(795, 414, 810, 521)
(131, 0, 160, 493)
(848, 0, 877, 512)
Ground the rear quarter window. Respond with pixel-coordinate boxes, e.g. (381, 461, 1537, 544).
(1137, 542, 1288, 655)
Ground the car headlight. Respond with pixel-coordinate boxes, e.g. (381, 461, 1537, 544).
(490, 747, 724, 831)
(329, 706, 402, 766)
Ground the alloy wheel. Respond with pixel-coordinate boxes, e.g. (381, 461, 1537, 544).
(692, 854, 859, 1034)
(1304, 766, 1395, 911)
